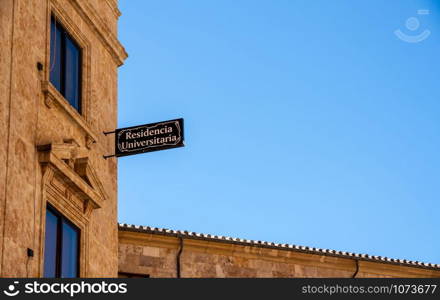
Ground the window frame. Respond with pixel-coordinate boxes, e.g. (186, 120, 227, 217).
(44, 204, 81, 278)
(44, 7, 96, 146)
(50, 15, 83, 114)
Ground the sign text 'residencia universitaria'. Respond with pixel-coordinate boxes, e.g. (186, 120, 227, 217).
(115, 118, 184, 157)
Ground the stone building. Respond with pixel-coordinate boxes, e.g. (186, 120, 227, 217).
(0, 0, 127, 277)
(118, 224, 440, 278)
(1, 0, 439, 278)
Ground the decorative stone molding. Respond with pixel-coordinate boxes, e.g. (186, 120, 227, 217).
(41, 81, 98, 149)
(104, 0, 122, 18)
(66, 0, 128, 66)
(44, 93, 54, 108)
(38, 142, 106, 210)
(74, 157, 108, 203)
(85, 134, 95, 150)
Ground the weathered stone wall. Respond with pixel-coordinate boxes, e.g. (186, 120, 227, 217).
(0, 0, 14, 277)
(118, 230, 440, 278)
(0, 0, 126, 277)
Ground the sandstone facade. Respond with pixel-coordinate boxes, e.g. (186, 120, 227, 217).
(0, 0, 126, 277)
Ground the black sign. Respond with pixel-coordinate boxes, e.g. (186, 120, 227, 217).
(115, 118, 184, 157)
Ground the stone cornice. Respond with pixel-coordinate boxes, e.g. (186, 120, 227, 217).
(68, 0, 127, 66)
(104, 0, 122, 18)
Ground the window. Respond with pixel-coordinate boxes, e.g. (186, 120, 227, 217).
(44, 205, 80, 278)
(50, 16, 82, 113)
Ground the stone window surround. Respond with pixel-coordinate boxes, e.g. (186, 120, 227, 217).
(43, 1, 96, 149)
(38, 162, 91, 278)
(37, 142, 108, 277)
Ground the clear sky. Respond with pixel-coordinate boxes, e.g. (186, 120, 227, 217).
(117, 0, 440, 264)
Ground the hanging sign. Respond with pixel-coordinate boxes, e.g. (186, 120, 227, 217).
(114, 118, 184, 157)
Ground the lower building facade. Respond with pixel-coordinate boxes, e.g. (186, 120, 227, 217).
(118, 224, 440, 278)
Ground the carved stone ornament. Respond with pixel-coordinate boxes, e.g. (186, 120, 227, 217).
(38, 142, 106, 217)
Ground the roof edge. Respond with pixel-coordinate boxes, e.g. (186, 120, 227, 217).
(118, 223, 440, 271)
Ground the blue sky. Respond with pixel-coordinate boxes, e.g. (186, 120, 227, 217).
(117, 0, 440, 264)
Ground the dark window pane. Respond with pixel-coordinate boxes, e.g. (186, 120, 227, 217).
(64, 36, 81, 111)
(49, 18, 62, 92)
(49, 17, 82, 113)
(43, 209, 58, 278)
(61, 220, 79, 278)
